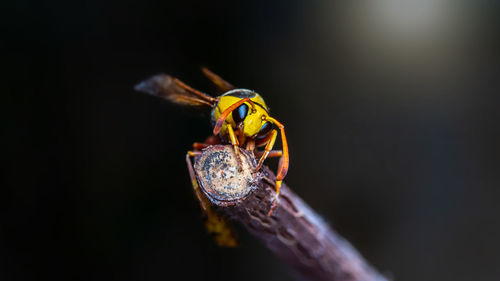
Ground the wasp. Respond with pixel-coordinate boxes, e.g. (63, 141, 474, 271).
(135, 68, 289, 245)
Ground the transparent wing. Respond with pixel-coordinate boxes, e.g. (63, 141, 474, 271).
(135, 74, 216, 107)
(201, 67, 235, 92)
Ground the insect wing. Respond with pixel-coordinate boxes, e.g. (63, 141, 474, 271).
(201, 67, 235, 92)
(135, 74, 215, 107)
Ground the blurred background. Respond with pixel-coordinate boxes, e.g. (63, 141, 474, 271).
(4, 0, 500, 280)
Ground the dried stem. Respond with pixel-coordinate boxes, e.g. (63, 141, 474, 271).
(194, 145, 389, 281)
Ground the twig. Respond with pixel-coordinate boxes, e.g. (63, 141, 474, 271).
(193, 145, 389, 281)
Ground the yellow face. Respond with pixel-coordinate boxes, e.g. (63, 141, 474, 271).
(212, 89, 270, 138)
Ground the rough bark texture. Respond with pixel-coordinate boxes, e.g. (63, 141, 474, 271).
(194, 145, 389, 281)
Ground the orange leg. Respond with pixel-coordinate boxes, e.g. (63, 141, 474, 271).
(262, 117, 289, 216)
(265, 117, 289, 183)
(237, 124, 246, 147)
(256, 129, 278, 170)
(186, 150, 209, 212)
(193, 136, 222, 150)
(203, 135, 222, 145)
(193, 142, 210, 150)
(226, 125, 243, 170)
(255, 150, 282, 159)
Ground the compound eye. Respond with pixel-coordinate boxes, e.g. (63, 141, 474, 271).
(233, 103, 249, 124)
(256, 121, 272, 139)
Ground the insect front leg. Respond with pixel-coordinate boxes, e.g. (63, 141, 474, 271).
(256, 129, 278, 170)
(227, 125, 243, 171)
(254, 129, 282, 216)
(186, 150, 209, 212)
(260, 117, 289, 216)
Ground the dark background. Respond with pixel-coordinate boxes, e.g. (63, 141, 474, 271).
(4, 1, 500, 280)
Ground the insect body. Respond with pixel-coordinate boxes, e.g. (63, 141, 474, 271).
(135, 68, 288, 244)
(212, 89, 288, 188)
